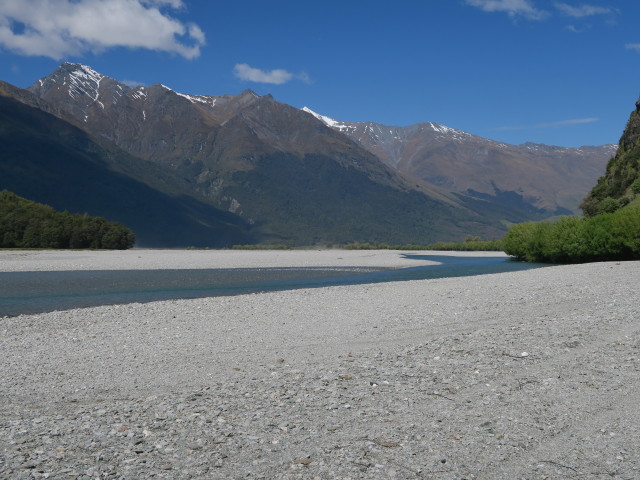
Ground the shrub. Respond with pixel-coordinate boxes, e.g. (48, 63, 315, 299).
(503, 206, 640, 263)
(503, 222, 539, 261)
(599, 197, 621, 214)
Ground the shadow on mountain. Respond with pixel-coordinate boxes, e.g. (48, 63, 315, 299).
(0, 95, 254, 247)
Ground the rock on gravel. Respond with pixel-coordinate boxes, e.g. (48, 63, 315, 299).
(1, 252, 639, 479)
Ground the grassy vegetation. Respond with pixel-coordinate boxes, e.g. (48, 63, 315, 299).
(231, 244, 293, 250)
(229, 237, 504, 251)
(1, 190, 135, 249)
(342, 236, 502, 251)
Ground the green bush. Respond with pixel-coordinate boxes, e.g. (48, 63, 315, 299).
(503, 206, 640, 263)
(502, 222, 538, 261)
(599, 197, 621, 214)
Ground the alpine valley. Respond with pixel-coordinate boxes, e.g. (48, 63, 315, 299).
(0, 63, 616, 247)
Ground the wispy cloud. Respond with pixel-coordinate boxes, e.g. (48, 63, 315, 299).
(496, 117, 599, 131)
(296, 71, 313, 85)
(0, 0, 206, 60)
(626, 44, 640, 53)
(122, 79, 146, 88)
(564, 25, 584, 33)
(233, 63, 312, 85)
(465, 0, 548, 20)
(536, 117, 599, 128)
(554, 3, 618, 18)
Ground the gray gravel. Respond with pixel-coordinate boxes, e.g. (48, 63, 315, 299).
(0, 249, 447, 272)
(1, 252, 639, 479)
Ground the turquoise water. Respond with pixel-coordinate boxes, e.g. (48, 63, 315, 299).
(0, 254, 549, 316)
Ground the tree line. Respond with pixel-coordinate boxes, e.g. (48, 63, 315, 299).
(503, 205, 640, 263)
(0, 190, 135, 249)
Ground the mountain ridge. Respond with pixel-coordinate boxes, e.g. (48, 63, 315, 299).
(302, 106, 616, 215)
(0, 62, 617, 246)
(10, 63, 506, 245)
(0, 88, 256, 247)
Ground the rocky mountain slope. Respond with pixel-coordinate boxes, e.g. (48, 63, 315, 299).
(0, 64, 485, 245)
(302, 108, 616, 216)
(27, 64, 434, 198)
(0, 80, 255, 247)
(1, 62, 616, 246)
(18, 63, 519, 245)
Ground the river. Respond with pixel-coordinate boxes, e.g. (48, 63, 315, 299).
(0, 254, 549, 316)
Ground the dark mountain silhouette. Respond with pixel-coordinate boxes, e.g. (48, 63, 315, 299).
(0, 82, 254, 247)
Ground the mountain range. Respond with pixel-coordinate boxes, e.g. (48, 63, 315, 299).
(302, 108, 616, 215)
(0, 63, 616, 246)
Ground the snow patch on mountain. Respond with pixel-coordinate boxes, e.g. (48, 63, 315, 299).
(301, 107, 356, 133)
(131, 87, 147, 101)
(428, 122, 471, 139)
(302, 106, 475, 143)
(176, 92, 217, 108)
(66, 63, 104, 102)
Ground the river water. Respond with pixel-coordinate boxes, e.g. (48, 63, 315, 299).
(0, 254, 549, 316)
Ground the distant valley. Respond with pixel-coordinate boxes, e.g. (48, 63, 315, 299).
(0, 63, 616, 247)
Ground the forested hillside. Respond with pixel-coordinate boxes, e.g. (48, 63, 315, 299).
(0, 191, 135, 249)
(581, 99, 640, 216)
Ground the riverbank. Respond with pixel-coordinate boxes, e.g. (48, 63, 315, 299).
(1, 250, 638, 478)
(0, 248, 470, 272)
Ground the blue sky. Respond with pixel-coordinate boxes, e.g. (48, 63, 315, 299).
(1, 0, 639, 147)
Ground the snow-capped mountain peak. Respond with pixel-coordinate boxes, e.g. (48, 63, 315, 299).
(175, 92, 217, 108)
(67, 63, 103, 81)
(302, 106, 474, 143)
(63, 63, 104, 102)
(301, 106, 354, 133)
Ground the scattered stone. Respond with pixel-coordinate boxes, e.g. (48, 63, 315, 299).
(1, 255, 639, 479)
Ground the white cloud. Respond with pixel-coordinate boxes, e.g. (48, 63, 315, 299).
(555, 3, 618, 17)
(142, 0, 184, 7)
(233, 63, 308, 85)
(0, 0, 205, 60)
(122, 79, 146, 88)
(496, 117, 599, 131)
(296, 71, 313, 85)
(565, 24, 584, 33)
(626, 44, 640, 53)
(465, 0, 548, 20)
(535, 117, 599, 128)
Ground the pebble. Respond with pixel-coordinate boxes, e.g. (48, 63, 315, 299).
(1, 257, 639, 478)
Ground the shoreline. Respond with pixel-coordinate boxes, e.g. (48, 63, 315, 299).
(1, 251, 638, 478)
(0, 248, 506, 272)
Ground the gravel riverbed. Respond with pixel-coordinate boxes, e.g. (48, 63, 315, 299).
(1, 250, 639, 479)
